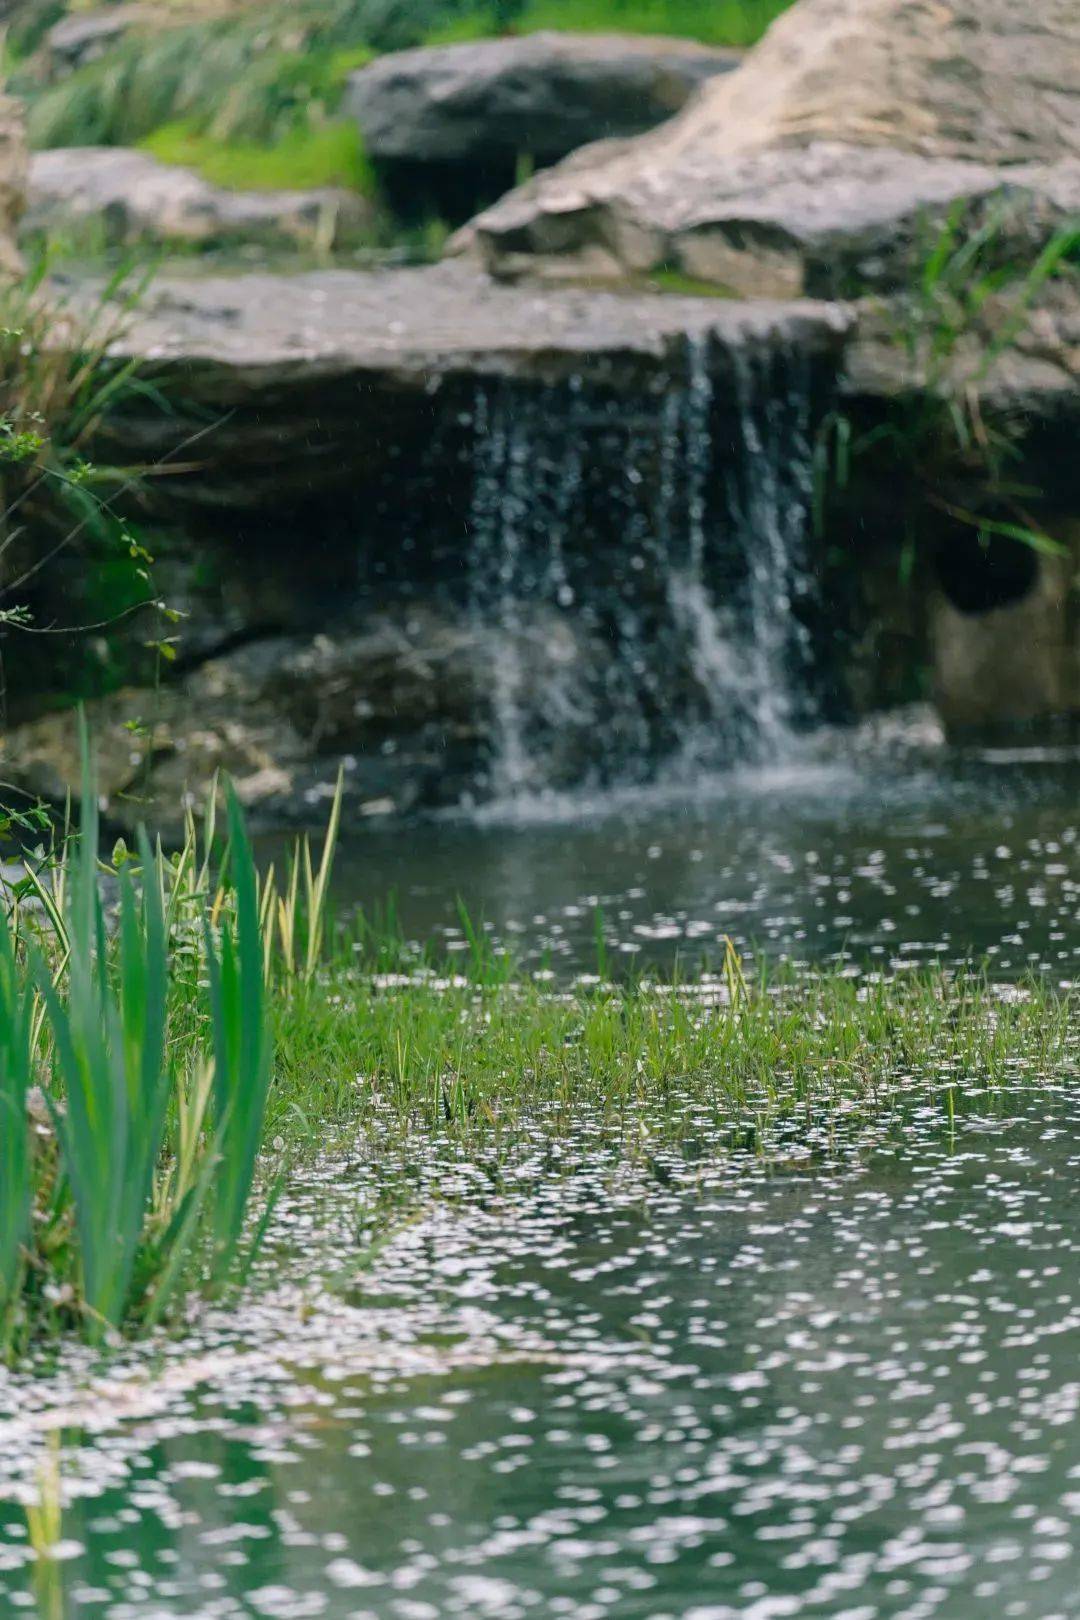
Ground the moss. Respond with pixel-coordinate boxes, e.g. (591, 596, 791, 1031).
(647, 266, 737, 298)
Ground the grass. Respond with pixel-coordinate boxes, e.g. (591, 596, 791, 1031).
(814, 211, 1080, 572)
(428, 0, 791, 47)
(25, 7, 388, 151)
(141, 117, 374, 192)
(267, 927, 1078, 1166)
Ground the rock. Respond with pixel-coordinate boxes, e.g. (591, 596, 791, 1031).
(0, 608, 586, 834)
(45, 7, 159, 77)
(347, 32, 739, 165)
(24, 148, 374, 253)
(931, 522, 1080, 736)
(460, 0, 1080, 290)
(3, 262, 855, 827)
(345, 31, 739, 220)
(0, 95, 26, 276)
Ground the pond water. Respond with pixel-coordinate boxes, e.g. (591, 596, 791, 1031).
(319, 726, 1080, 978)
(0, 1092, 1077, 1619)
(2, 730, 1080, 1618)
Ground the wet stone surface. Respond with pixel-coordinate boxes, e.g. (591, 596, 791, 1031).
(0, 1091, 1077, 1618)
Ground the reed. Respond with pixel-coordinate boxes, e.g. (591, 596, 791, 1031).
(34, 744, 172, 1337)
(0, 741, 342, 1356)
(0, 905, 33, 1341)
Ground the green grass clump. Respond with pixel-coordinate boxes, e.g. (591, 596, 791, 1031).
(267, 920, 1077, 1160)
(26, 6, 385, 150)
(142, 118, 374, 192)
(429, 0, 791, 47)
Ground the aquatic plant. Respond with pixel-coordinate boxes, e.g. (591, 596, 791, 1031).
(205, 792, 273, 1284)
(0, 905, 34, 1336)
(0, 749, 352, 1356)
(266, 911, 1078, 1171)
(34, 751, 172, 1337)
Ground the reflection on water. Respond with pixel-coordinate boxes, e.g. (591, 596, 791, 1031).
(0, 1095, 1077, 1618)
(310, 728, 1080, 976)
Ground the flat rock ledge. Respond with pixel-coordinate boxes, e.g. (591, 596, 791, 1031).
(25, 147, 373, 253)
(79, 261, 851, 509)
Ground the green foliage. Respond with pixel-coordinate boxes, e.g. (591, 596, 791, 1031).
(0, 908, 33, 1336)
(0, 263, 181, 699)
(28, 3, 402, 151)
(0, 760, 346, 1357)
(142, 117, 374, 193)
(205, 792, 273, 1281)
(36, 731, 171, 1337)
(429, 0, 790, 46)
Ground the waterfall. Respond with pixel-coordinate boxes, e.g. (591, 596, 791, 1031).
(465, 332, 819, 804)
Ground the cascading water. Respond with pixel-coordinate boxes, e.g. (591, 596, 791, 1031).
(464, 331, 820, 804)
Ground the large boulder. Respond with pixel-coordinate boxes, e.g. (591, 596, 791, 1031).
(0, 95, 26, 276)
(24, 148, 373, 253)
(346, 32, 739, 166)
(460, 0, 1080, 290)
(345, 31, 739, 220)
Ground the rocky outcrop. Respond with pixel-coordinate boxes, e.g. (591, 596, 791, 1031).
(346, 32, 739, 165)
(24, 148, 374, 253)
(1, 262, 849, 827)
(930, 524, 1080, 736)
(0, 95, 26, 276)
(460, 0, 1080, 291)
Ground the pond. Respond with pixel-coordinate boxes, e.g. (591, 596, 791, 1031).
(0, 1090, 1076, 1618)
(314, 727, 1080, 977)
(1, 732, 1079, 1619)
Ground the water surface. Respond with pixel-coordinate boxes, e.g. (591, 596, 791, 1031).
(316, 730, 1080, 977)
(0, 1093, 1076, 1618)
